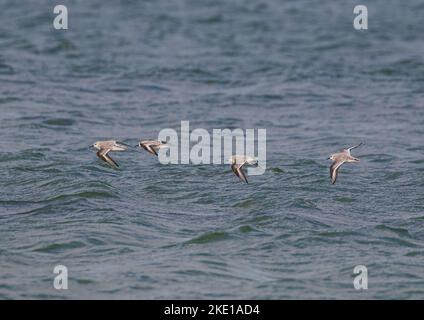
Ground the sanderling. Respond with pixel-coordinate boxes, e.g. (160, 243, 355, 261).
(328, 143, 363, 184)
(229, 155, 258, 184)
(92, 140, 128, 168)
(137, 140, 168, 156)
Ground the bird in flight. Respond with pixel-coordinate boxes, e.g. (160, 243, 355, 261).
(229, 155, 258, 184)
(137, 140, 168, 156)
(92, 140, 128, 168)
(328, 143, 363, 184)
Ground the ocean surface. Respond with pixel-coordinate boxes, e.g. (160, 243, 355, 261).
(1, 0, 424, 299)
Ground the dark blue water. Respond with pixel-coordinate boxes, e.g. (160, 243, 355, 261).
(1, 0, 424, 299)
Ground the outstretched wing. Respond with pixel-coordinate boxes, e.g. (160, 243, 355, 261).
(114, 141, 129, 151)
(231, 163, 248, 184)
(330, 161, 344, 185)
(346, 142, 363, 154)
(97, 149, 119, 167)
(141, 143, 158, 156)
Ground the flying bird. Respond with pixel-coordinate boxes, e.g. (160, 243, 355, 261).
(137, 140, 168, 156)
(92, 140, 128, 168)
(229, 155, 258, 184)
(328, 143, 363, 184)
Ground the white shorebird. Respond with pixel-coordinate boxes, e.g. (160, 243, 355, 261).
(229, 155, 258, 184)
(137, 140, 168, 156)
(328, 143, 363, 184)
(92, 140, 128, 168)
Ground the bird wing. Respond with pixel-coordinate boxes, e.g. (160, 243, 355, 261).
(142, 143, 158, 156)
(114, 141, 129, 151)
(97, 149, 119, 167)
(231, 162, 248, 183)
(346, 142, 363, 154)
(330, 160, 344, 185)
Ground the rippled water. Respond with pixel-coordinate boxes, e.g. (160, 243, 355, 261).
(1, 0, 424, 299)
